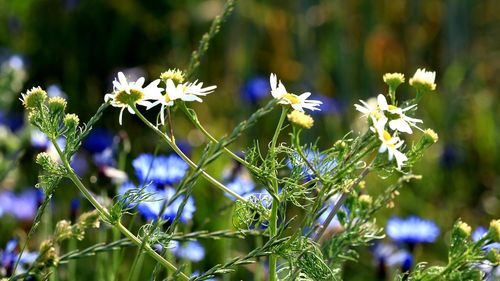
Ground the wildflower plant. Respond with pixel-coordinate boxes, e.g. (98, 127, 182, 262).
(5, 1, 498, 280)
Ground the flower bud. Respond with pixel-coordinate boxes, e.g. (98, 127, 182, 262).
(409, 68, 436, 92)
(36, 152, 57, 170)
(383, 72, 405, 89)
(160, 69, 185, 84)
(21, 87, 48, 109)
(287, 110, 314, 129)
(334, 140, 347, 150)
(358, 194, 373, 208)
(456, 221, 472, 239)
(38, 240, 59, 268)
(54, 220, 73, 241)
(48, 96, 67, 116)
(63, 113, 80, 129)
(488, 219, 500, 242)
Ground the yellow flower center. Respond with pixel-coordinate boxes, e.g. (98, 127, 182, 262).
(388, 105, 398, 110)
(114, 89, 144, 106)
(383, 130, 392, 142)
(164, 93, 171, 103)
(283, 93, 300, 104)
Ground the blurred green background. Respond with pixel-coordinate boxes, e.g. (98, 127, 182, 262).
(0, 0, 499, 280)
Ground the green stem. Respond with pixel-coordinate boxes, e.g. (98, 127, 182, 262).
(50, 140, 189, 281)
(268, 107, 288, 281)
(132, 106, 247, 202)
(180, 105, 260, 174)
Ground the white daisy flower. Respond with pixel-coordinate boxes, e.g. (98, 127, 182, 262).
(409, 68, 436, 91)
(377, 94, 423, 134)
(354, 96, 383, 120)
(148, 78, 217, 125)
(104, 72, 163, 125)
(371, 116, 408, 169)
(269, 73, 322, 112)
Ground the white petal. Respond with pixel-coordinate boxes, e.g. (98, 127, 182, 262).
(389, 119, 413, 134)
(270, 73, 277, 91)
(377, 94, 388, 110)
(299, 92, 311, 100)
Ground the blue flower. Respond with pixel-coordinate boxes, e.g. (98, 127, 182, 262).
(30, 129, 50, 150)
(472, 226, 500, 252)
(0, 239, 38, 275)
(372, 242, 413, 274)
(288, 149, 337, 180)
(241, 76, 270, 103)
(46, 84, 67, 98)
(0, 188, 43, 221)
(225, 174, 255, 200)
(0, 111, 23, 132)
(83, 128, 114, 154)
(316, 198, 345, 231)
(386, 216, 439, 244)
(309, 95, 344, 115)
(132, 154, 188, 186)
(170, 241, 205, 262)
(120, 184, 195, 223)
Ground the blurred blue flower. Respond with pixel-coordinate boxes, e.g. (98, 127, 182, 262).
(132, 154, 188, 186)
(472, 226, 500, 251)
(241, 76, 270, 103)
(288, 149, 337, 180)
(225, 173, 255, 200)
(46, 84, 67, 98)
(191, 270, 216, 281)
(70, 152, 88, 177)
(315, 194, 349, 234)
(386, 216, 439, 245)
(0, 188, 43, 221)
(372, 242, 413, 272)
(119, 184, 195, 223)
(0, 111, 23, 132)
(83, 128, 114, 154)
(30, 129, 50, 150)
(309, 95, 344, 115)
(0, 239, 38, 276)
(170, 240, 205, 262)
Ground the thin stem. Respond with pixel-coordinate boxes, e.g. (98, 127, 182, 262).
(268, 107, 288, 281)
(180, 105, 260, 174)
(291, 126, 327, 184)
(313, 156, 376, 243)
(132, 105, 247, 202)
(51, 140, 189, 281)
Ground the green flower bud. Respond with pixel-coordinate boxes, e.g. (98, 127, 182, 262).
(36, 152, 57, 170)
(383, 72, 405, 90)
(456, 221, 472, 239)
(48, 96, 67, 116)
(160, 68, 185, 84)
(63, 113, 80, 129)
(486, 248, 500, 264)
(21, 87, 47, 109)
(358, 194, 373, 208)
(423, 128, 439, 144)
(488, 219, 500, 242)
